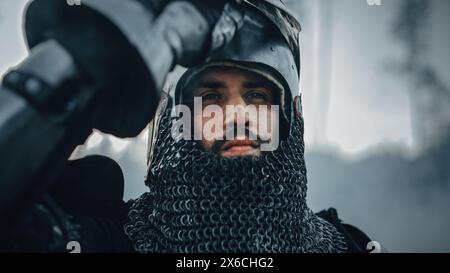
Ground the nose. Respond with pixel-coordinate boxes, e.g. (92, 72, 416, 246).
(223, 95, 250, 137)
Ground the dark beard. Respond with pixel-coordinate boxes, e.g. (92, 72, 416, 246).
(124, 104, 347, 253)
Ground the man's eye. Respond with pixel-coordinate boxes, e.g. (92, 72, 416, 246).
(202, 92, 221, 102)
(245, 91, 268, 102)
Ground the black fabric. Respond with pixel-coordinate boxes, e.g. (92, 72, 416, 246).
(74, 201, 134, 253)
(5, 197, 134, 253)
(5, 195, 81, 252)
(2, 155, 134, 253)
(48, 155, 134, 252)
(50, 155, 125, 219)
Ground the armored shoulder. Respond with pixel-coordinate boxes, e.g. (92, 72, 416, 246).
(316, 208, 372, 253)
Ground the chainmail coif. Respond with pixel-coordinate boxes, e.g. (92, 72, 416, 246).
(124, 102, 347, 253)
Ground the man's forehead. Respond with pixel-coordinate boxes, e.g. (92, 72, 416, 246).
(188, 66, 275, 90)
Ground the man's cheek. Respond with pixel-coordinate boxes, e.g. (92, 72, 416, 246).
(192, 112, 204, 141)
(259, 107, 280, 152)
(193, 115, 214, 151)
(202, 115, 224, 142)
(256, 107, 274, 140)
(247, 110, 259, 140)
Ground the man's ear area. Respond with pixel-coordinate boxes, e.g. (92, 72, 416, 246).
(294, 95, 303, 119)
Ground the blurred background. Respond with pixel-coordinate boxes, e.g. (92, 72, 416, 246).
(1, 0, 449, 252)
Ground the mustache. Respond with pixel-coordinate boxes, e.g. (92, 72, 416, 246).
(211, 127, 268, 153)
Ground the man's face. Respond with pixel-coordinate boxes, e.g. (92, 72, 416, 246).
(186, 66, 278, 158)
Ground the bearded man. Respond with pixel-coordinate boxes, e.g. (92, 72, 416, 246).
(125, 1, 372, 253)
(1, 0, 373, 253)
